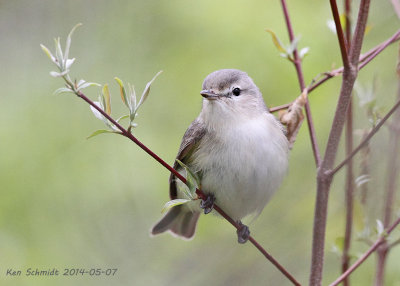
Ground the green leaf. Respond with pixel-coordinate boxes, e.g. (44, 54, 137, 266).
(54, 87, 73, 95)
(54, 37, 64, 68)
(376, 220, 385, 236)
(86, 129, 116, 139)
(265, 29, 286, 53)
(128, 83, 136, 114)
(65, 58, 75, 69)
(161, 199, 191, 213)
(64, 23, 82, 66)
(335, 236, 344, 252)
(299, 47, 310, 59)
(90, 101, 105, 121)
(77, 80, 101, 91)
(116, 114, 129, 123)
(136, 70, 162, 110)
(50, 70, 69, 77)
(40, 44, 56, 64)
(114, 77, 129, 107)
(175, 159, 199, 199)
(287, 35, 301, 54)
(339, 14, 347, 30)
(102, 84, 111, 115)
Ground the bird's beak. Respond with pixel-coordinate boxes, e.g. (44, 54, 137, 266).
(200, 90, 220, 100)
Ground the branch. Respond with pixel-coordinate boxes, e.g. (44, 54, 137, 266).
(389, 237, 400, 249)
(329, 0, 350, 68)
(269, 28, 400, 114)
(359, 29, 400, 70)
(77, 91, 301, 286)
(342, 2, 353, 284)
(280, 0, 322, 167)
(392, 0, 400, 18)
(329, 216, 400, 286)
(42, 24, 301, 286)
(384, 43, 400, 229)
(310, 1, 371, 285)
(349, 1, 371, 66)
(330, 96, 400, 175)
(374, 42, 400, 286)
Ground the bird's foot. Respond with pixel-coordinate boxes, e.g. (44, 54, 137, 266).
(200, 193, 215, 214)
(237, 221, 250, 244)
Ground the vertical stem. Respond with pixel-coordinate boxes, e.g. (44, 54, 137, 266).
(330, 0, 350, 68)
(280, 0, 322, 166)
(342, 1, 353, 285)
(310, 1, 370, 285)
(374, 42, 400, 286)
(374, 247, 388, 286)
(345, 0, 352, 46)
(383, 43, 400, 229)
(310, 173, 333, 286)
(342, 101, 354, 286)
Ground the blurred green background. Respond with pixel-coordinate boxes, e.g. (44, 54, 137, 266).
(1, 0, 399, 285)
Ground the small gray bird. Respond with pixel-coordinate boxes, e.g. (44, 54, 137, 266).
(151, 69, 289, 243)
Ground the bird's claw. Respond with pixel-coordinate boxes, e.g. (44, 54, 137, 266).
(200, 194, 215, 214)
(237, 222, 250, 244)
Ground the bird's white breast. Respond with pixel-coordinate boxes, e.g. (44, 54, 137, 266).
(191, 113, 288, 221)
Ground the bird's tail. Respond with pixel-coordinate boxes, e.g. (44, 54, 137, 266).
(151, 205, 200, 240)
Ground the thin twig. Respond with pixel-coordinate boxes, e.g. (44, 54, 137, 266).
(330, 0, 350, 68)
(359, 29, 400, 70)
(215, 203, 301, 286)
(269, 29, 400, 114)
(389, 237, 400, 249)
(392, 0, 400, 18)
(330, 97, 400, 176)
(76, 91, 301, 286)
(280, 0, 322, 167)
(329, 216, 400, 286)
(349, 0, 371, 66)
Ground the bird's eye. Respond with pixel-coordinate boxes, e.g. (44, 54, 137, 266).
(232, 87, 241, 96)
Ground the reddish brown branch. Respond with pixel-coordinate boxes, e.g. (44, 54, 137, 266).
(310, 1, 371, 285)
(384, 43, 400, 229)
(330, 0, 350, 68)
(342, 103, 354, 286)
(76, 91, 301, 286)
(269, 29, 400, 114)
(374, 42, 400, 286)
(280, 0, 322, 166)
(329, 216, 400, 286)
(330, 96, 400, 175)
(342, 1, 353, 285)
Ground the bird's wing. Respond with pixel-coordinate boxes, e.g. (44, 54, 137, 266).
(169, 118, 206, 199)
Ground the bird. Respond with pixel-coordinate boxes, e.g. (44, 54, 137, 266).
(151, 69, 289, 243)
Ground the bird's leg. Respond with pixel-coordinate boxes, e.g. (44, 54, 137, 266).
(200, 193, 215, 214)
(236, 221, 250, 244)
